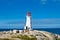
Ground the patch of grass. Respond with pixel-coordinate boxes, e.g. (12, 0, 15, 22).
(0, 38, 16, 40)
(0, 38, 9, 40)
(11, 35, 37, 40)
(18, 35, 37, 40)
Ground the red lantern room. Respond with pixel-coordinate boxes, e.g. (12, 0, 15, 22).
(27, 11, 31, 16)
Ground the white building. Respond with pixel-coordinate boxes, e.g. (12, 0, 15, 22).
(24, 11, 32, 31)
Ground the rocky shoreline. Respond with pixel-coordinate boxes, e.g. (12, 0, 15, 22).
(0, 30, 60, 40)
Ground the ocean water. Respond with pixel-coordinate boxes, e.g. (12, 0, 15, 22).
(33, 28, 60, 35)
(0, 28, 60, 35)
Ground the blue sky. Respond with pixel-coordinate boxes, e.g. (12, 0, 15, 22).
(0, 0, 60, 29)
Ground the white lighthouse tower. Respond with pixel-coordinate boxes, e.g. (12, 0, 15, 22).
(24, 11, 32, 31)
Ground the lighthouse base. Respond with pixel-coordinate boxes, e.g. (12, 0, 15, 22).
(24, 29, 32, 34)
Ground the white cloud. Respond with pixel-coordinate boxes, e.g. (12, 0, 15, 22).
(41, 0, 47, 4)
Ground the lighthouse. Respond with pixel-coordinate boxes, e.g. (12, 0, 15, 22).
(24, 11, 32, 31)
